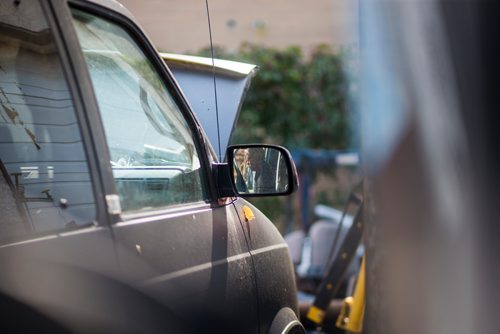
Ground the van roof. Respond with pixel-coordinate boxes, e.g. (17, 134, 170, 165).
(86, 0, 137, 23)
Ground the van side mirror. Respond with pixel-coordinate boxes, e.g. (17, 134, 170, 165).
(227, 144, 299, 197)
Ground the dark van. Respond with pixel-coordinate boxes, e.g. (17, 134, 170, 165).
(0, 0, 304, 332)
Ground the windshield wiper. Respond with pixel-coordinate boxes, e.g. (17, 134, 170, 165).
(0, 159, 33, 232)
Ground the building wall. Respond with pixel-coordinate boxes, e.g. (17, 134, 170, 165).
(119, 0, 358, 56)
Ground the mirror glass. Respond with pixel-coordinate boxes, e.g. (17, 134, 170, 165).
(232, 147, 290, 195)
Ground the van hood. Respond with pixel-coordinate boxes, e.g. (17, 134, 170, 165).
(160, 53, 258, 160)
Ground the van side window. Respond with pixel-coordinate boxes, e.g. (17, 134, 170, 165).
(71, 9, 207, 213)
(0, 0, 96, 240)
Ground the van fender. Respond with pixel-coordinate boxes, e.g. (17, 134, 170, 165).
(268, 307, 305, 334)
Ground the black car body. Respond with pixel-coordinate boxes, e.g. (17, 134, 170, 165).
(0, 0, 303, 332)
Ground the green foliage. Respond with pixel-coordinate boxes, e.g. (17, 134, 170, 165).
(199, 43, 355, 150)
(196, 44, 357, 230)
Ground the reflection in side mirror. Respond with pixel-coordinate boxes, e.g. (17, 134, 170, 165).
(227, 144, 298, 197)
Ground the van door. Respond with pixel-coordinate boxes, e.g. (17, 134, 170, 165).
(69, 5, 259, 333)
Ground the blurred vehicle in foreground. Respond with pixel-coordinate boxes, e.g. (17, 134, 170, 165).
(360, 1, 500, 334)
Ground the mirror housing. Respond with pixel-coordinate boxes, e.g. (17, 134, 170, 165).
(212, 163, 237, 198)
(226, 144, 299, 197)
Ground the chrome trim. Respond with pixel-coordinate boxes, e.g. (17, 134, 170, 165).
(138, 243, 288, 287)
(250, 243, 288, 256)
(282, 320, 305, 334)
(139, 251, 251, 287)
(116, 203, 212, 227)
(0, 235, 57, 248)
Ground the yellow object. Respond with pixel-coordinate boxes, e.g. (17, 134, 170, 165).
(336, 255, 366, 333)
(242, 205, 255, 222)
(307, 305, 326, 324)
